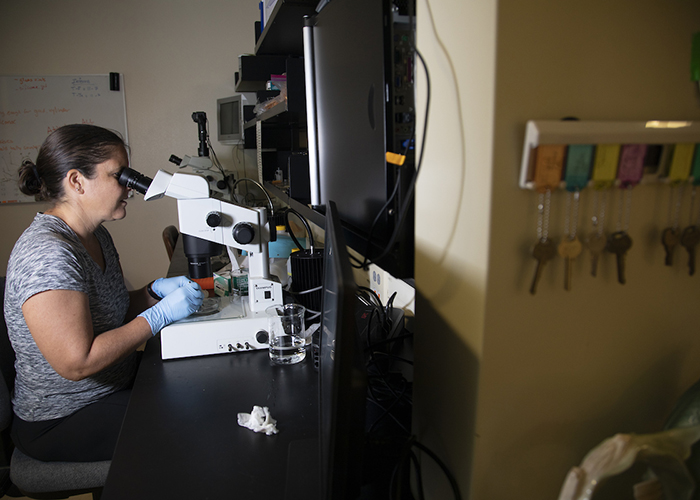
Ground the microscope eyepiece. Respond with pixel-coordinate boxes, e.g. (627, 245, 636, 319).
(118, 167, 153, 195)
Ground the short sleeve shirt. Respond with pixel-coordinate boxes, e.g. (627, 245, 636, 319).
(4, 213, 138, 421)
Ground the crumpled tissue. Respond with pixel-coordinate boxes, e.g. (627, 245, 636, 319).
(237, 405, 279, 435)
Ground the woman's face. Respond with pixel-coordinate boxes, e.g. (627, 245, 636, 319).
(81, 146, 131, 222)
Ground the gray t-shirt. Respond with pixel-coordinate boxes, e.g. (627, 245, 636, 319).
(4, 213, 139, 421)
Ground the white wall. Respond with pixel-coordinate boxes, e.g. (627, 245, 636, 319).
(0, 0, 259, 287)
(415, 0, 700, 499)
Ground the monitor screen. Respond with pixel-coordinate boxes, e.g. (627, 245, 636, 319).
(217, 94, 253, 145)
(319, 200, 367, 500)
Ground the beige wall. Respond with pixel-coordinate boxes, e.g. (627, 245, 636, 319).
(0, 0, 258, 288)
(415, 0, 700, 499)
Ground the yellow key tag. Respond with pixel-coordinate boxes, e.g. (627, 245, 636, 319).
(667, 143, 695, 184)
(591, 144, 620, 189)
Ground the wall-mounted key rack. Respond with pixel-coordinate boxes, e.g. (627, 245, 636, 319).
(520, 120, 700, 293)
(519, 120, 700, 191)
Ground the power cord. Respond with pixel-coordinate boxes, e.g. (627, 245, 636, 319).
(390, 436, 462, 500)
(357, 285, 460, 500)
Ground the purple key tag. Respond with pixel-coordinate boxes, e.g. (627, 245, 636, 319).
(617, 144, 647, 188)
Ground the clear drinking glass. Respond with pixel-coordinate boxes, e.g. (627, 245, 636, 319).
(266, 304, 306, 365)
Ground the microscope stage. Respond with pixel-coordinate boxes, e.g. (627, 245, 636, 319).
(160, 295, 272, 360)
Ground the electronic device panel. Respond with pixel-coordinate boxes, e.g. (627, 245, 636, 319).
(319, 200, 367, 499)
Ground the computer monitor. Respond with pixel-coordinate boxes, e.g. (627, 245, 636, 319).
(307, 0, 416, 278)
(319, 200, 367, 499)
(216, 94, 253, 145)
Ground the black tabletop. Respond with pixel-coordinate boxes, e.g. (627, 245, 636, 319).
(102, 338, 319, 500)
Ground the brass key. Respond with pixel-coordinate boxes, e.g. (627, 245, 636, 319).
(607, 231, 633, 284)
(681, 225, 700, 276)
(558, 237, 582, 291)
(529, 238, 556, 295)
(587, 232, 607, 277)
(661, 227, 681, 266)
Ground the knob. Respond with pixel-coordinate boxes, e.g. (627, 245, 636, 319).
(233, 222, 255, 245)
(206, 212, 222, 228)
(256, 330, 269, 344)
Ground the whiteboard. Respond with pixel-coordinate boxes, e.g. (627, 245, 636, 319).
(0, 74, 128, 203)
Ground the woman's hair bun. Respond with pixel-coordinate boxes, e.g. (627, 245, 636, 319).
(18, 159, 44, 197)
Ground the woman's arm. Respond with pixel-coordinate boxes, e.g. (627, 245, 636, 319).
(22, 289, 152, 381)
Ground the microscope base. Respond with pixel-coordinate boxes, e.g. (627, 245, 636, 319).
(160, 296, 274, 360)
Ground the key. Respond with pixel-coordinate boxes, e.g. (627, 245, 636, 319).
(607, 231, 633, 284)
(661, 227, 681, 266)
(681, 225, 700, 276)
(529, 238, 556, 295)
(587, 232, 607, 277)
(558, 236, 582, 291)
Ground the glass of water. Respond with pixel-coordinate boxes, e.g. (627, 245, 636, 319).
(266, 304, 306, 365)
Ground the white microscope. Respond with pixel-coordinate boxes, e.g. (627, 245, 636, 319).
(119, 167, 283, 360)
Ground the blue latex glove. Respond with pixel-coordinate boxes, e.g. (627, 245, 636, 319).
(139, 281, 205, 335)
(150, 275, 191, 299)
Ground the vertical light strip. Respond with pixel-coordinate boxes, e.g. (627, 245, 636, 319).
(303, 17, 321, 206)
(256, 120, 263, 182)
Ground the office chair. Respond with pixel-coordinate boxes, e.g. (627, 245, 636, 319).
(162, 225, 179, 261)
(0, 277, 110, 499)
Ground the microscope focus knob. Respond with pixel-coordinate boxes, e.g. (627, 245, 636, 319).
(232, 222, 255, 245)
(206, 211, 222, 228)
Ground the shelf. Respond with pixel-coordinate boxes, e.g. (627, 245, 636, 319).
(243, 58, 307, 129)
(244, 99, 288, 129)
(234, 54, 289, 93)
(266, 181, 325, 230)
(255, 0, 318, 56)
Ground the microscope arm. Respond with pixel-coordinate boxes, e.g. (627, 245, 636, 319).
(145, 170, 281, 312)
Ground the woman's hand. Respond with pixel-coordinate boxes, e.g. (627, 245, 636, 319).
(138, 281, 205, 335)
(150, 275, 191, 299)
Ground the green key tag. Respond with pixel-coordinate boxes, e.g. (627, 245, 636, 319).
(564, 144, 593, 192)
(691, 144, 700, 186)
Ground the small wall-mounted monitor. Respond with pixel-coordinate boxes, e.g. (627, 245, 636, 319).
(216, 94, 253, 145)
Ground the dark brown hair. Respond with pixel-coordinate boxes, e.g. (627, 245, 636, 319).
(18, 124, 127, 203)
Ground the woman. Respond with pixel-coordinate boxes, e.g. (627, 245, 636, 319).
(3, 124, 204, 462)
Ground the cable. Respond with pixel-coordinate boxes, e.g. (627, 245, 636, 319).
(362, 46, 430, 270)
(231, 177, 274, 216)
(390, 437, 462, 500)
(284, 208, 316, 254)
(354, 44, 431, 272)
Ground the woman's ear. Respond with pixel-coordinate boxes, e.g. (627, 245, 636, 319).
(66, 169, 84, 194)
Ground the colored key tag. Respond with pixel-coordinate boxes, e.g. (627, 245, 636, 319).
(617, 144, 647, 188)
(533, 145, 566, 193)
(564, 145, 593, 192)
(691, 145, 700, 186)
(591, 144, 620, 190)
(668, 144, 696, 184)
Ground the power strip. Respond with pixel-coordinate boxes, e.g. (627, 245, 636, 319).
(368, 263, 415, 319)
